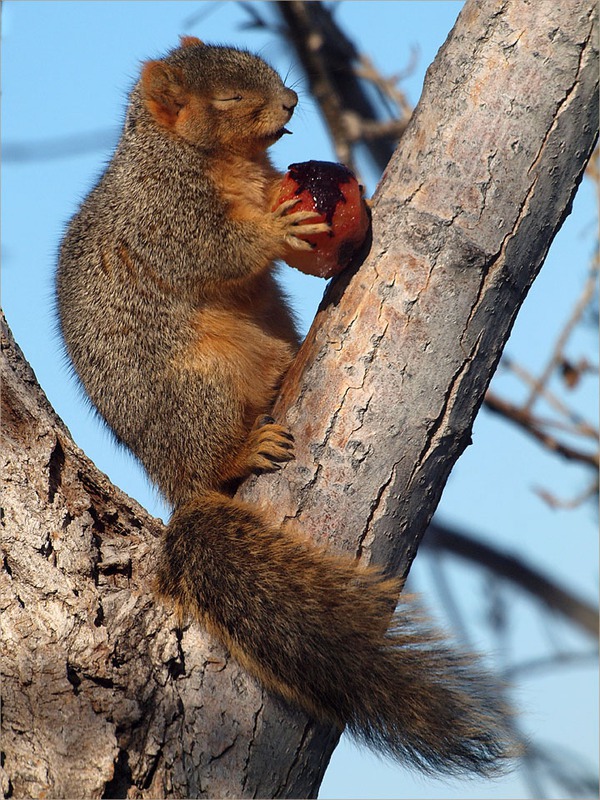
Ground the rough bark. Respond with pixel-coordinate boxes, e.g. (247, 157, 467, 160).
(1, 0, 597, 797)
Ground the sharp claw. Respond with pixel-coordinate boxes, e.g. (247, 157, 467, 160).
(294, 223, 330, 235)
(287, 237, 314, 251)
(273, 197, 302, 217)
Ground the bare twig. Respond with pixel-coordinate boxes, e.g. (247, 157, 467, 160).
(505, 649, 598, 680)
(3, 129, 119, 162)
(484, 391, 599, 469)
(534, 478, 599, 509)
(275, 1, 355, 168)
(426, 553, 474, 649)
(499, 355, 599, 439)
(523, 262, 599, 412)
(355, 52, 414, 118)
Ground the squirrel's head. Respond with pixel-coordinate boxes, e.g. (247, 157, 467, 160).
(140, 37, 298, 154)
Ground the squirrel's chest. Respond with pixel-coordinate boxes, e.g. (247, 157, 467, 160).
(209, 155, 277, 216)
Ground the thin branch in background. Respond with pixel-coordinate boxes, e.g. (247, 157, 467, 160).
(523, 260, 599, 413)
(485, 149, 599, 495)
(423, 523, 599, 638)
(272, 0, 410, 176)
(426, 552, 475, 649)
(3, 129, 119, 163)
(355, 51, 415, 119)
(483, 391, 599, 468)
(273, 0, 360, 171)
(424, 524, 598, 797)
(505, 649, 599, 680)
(484, 573, 512, 671)
(520, 752, 548, 800)
(526, 744, 600, 799)
(423, 552, 537, 788)
(484, 259, 599, 490)
(499, 355, 599, 438)
(182, 1, 223, 29)
(534, 477, 599, 510)
(482, 263, 598, 509)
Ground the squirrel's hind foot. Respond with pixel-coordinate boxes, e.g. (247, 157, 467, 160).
(247, 415, 295, 474)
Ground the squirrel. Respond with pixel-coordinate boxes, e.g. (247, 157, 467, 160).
(56, 37, 516, 775)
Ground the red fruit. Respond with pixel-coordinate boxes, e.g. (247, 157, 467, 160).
(273, 160, 370, 278)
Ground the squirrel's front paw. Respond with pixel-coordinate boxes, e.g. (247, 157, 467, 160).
(271, 198, 331, 251)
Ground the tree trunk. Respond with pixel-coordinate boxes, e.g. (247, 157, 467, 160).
(1, 0, 597, 797)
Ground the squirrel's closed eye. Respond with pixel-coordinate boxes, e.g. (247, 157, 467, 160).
(213, 95, 243, 103)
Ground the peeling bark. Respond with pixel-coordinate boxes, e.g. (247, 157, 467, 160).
(1, 0, 598, 797)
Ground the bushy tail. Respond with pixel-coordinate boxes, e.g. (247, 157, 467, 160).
(156, 491, 517, 775)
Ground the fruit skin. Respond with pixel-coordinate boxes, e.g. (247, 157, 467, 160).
(273, 160, 371, 278)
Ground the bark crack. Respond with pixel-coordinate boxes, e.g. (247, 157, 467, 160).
(240, 701, 264, 795)
(462, 20, 596, 348)
(407, 334, 483, 489)
(47, 437, 65, 504)
(355, 463, 398, 562)
(276, 719, 313, 797)
(102, 749, 133, 799)
(527, 18, 595, 179)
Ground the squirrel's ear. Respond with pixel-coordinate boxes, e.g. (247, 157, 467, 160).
(179, 35, 204, 48)
(141, 61, 188, 129)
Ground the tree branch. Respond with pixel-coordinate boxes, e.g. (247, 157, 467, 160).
(0, 311, 338, 798)
(523, 257, 600, 412)
(484, 390, 599, 468)
(274, 0, 404, 173)
(422, 522, 599, 638)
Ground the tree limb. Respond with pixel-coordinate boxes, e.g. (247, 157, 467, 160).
(484, 391, 599, 468)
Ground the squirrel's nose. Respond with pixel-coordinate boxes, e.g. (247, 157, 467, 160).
(283, 88, 298, 114)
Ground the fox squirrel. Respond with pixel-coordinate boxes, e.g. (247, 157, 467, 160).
(56, 37, 516, 774)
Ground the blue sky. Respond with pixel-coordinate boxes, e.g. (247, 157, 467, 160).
(2, 3, 598, 798)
